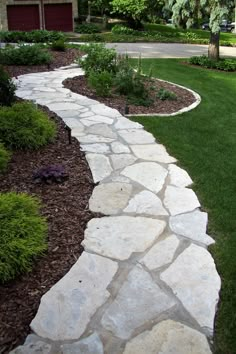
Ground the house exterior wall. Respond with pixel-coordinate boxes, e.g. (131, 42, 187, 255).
(0, 0, 78, 31)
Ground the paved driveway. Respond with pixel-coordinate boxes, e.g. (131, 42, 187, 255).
(105, 42, 236, 58)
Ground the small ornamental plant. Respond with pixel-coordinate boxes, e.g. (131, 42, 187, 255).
(33, 165, 68, 184)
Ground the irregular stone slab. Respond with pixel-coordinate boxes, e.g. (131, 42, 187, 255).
(124, 190, 168, 216)
(33, 87, 56, 92)
(121, 162, 167, 193)
(87, 124, 117, 139)
(110, 154, 137, 170)
(140, 234, 179, 270)
(81, 143, 110, 154)
(86, 154, 113, 182)
(170, 210, 214, 245)
(63, 118, 84, 130)
(111, 141, 130, 154)
(81, 115, 114, 126)
(52, 110, 81, 119)
(30, 252, 118, 340)
(101, 266, 175, 339)
(61, 332, 104, 354)
(80, 111, 95, 118)
(47, 102, 81, 111)
(164, 186, 200, 215)
(161, 244, 221, 331)
(90, 104, 122, 118)
(119, 129, 155, 145)
(109, 175, 131, 183)
(115, 117, 143, 130)
(79, 134, 115, 143)
(89, 183, 132, 214)
(10, 335, 51, 354)
(123, 320, 212, 354)
(83, 216, 166, 260)
(131, 144, 177, 163)
(168, 164, 193, 187)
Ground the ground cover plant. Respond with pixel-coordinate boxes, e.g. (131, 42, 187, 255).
(0, 143, 11, 172)
(0, 30, 65, 43)
(130, 58, 236, 353)
(189, 55, 236, 71)
(0, 102, 56, 149)
(0, 192, 47, 283)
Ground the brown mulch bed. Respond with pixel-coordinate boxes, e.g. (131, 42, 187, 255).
(63, 75, 196, 115)
(0, 105, 99, 354)
(3, 48, 82, 78)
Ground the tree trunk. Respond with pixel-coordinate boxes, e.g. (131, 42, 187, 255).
(208, 31, 220, 60)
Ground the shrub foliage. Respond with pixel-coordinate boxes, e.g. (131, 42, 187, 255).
(0, 192, 47, 283)
(189, 56, 236, 71)
(0, 143, 11, 172)
(0, 45, 52, 66)
(88, 70, 113, 96)
(0, 65, 16, 106)
(0, 30, 65, 43)
(0, 102, 56, 150)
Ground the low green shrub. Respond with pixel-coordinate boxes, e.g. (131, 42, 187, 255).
(157, 88, 177, 100)
(0, 143, 11, 172)
(78, 43, 116, 75)
(0, 192, 47, 283)
(0, 65, 16, 106)
(189, 55, 236, 71)
(75, 23, 100, 34)
(111, 24, 136, 35)
(0, 45, 52, 66)
(50, 39, 66, 52)
(88, 70, 113, 96)
(0, 102, 56, 150)
(0, 30, 65, 43)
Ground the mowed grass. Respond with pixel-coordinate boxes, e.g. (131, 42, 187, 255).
(144, 23, 236, 44)
(130, 58, 236, 353)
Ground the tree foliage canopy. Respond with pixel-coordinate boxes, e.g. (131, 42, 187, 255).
(111, 0, 148, 21)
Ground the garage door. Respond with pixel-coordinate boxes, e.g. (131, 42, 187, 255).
(44, 3, 73, 32)
(7, 5, 40, 31)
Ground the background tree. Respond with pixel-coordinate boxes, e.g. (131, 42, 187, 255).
(166, 0, 235, 60)
(111, 0, 148, 28)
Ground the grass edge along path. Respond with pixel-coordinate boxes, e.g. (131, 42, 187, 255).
(130, 59, 236, 354)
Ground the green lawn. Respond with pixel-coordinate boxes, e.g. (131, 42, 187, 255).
(130, 59, 236, 354)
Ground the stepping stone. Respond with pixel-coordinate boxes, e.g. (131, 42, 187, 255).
(123, 320, 212, 354)
(111, 141, 130, 154)
(86, 154, 113, 182)
(90, 104, 122, 118)
(115, 117, 143, 130)
(79, 134, 115, 143)
(140, 234, 179, 270)
(61, 332, 104, 354)
(47, 102, 81, 111)
(89, 183, 132, 215)
(131, 144, 176, 163)
(110, 154, 137, 170)
(101, 266, 176, 339)
(83, 216, 166, 260)
(80, 111, 96, 118)
(121, 162, 167, 193)
(164, 186, 200, 215)
(10, 334, 51, 354)
(124, 190, 168, 216)
(81, 115, 114, 126)
(161, 244, 221, 331)
(170, 210, 215, 245)
(64, 119, 84, 129)
(87, 124, 117, 139)
(168, 164, 193, 187)
(30, 252, 118, 340)
(118, 129, 155, 144)
(81, 143, 110, 154)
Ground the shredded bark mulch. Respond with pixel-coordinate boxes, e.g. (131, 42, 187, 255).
(0, 105, 99, 354)
(63, 75, 196, 115)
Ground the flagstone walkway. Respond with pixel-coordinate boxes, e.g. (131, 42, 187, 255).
(12, 66, 221, 354)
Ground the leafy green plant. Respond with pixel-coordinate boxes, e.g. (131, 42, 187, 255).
(189, 56, 236, 71)
(50, 39, 66, 52)
(77, 43, 116, 75)
(157, 88, 177, 100)
(114, 55, 135, 95)
(0, 45, 52, 66)
(0, 30, 65, 43)
(88, 70, 113, 96)
(111, 24, 136, 35)
(0, 192, 47, 283)
(0, 65, 16, 106)
(75, 23, 100, 34)
(0, 143, 11, 172)
(0, 102, 56, 150)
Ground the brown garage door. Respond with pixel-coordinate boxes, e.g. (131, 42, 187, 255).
(44, 3, 73, 32)
(7, 5, 40, 31)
